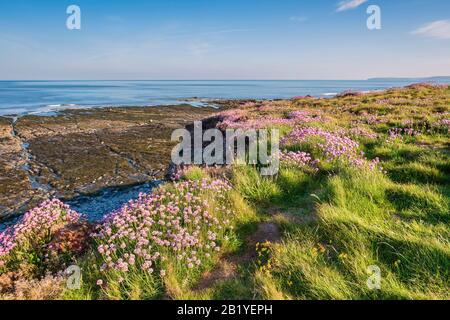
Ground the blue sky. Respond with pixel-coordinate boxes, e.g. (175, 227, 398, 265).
(0, 0, 449, 80)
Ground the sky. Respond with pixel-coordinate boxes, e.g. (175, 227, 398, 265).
(0, 0, 450, 80)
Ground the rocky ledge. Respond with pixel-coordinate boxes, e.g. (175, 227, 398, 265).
(0, 104, 224, 219)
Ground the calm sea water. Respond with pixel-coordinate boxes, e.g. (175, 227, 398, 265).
(1, 79, 449, 116)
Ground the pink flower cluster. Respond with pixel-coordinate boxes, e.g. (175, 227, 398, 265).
(280, 151, 319, 170)
(347, 127, 378, 140)
(216, 109, 250, 130)
(365, 115, 383, 125)
(0, 229, 15, 263)
(352, 113, 386, 126)
(439, 118, 450, 130)
(93, 178, 233, 281)
(217, 109, 323, 130)
(377, 97, 410, 106)
(280, 127, 381, 170)
(0, 199, 80, 261)
(217, 115, 291, 130)
(388, 127, 420, 141)
(170, 165, 194, 181)
(281, 127, 360, 161)
(287, 110, 323, 123)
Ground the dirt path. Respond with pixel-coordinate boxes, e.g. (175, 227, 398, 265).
(192, 202, 319, 293)
(193, 222, 281, 291)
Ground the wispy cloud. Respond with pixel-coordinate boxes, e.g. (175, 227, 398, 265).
(336, 0, 368, 12)
(412, 20, 450, 39)
(289, 16, 308, 23)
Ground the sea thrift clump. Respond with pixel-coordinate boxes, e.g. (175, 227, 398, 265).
(216, 109, 250, 130)
(366, 115, 383, 125)
(170, 165, 194, 181)
(217, 114, 291, 130)
(0, 229, 15, 263)
(387, 127, 420, 141)
(280, 151, 319, 170)
(364, 114, 385, 125)
(93, 178, 234, 284)
(439, 118, 450, 130)
(0, 199, 80, 265)
(287, 110, 323, 123)
(367, 157, 382, 171)
(347, 127, 378, 140)
(281, 127, 360, 162)
(352, 114, 386, 126)
(379, 97, 410, 106)
(217, 107, 325, 130)
(281, 127, 381, 170)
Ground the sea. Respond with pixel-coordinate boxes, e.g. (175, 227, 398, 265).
(1, 78, 449, 116)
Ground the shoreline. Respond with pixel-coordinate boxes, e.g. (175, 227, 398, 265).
(4, 78, 450, 118)
(0, 100, 221, 119)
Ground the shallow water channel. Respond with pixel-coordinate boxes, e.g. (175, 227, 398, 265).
(0, 180, 161, 231)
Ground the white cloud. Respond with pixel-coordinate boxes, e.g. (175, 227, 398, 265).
(290, 16, 308, 23)
(412, 20, 450, 40)
(336, 0, 368, 12)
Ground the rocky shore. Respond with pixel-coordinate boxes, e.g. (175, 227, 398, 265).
(0, 104, 229, 219)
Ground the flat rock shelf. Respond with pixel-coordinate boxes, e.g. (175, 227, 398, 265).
(0, 104, 222, 220)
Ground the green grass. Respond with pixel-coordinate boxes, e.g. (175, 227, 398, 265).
(255, 166, 449, 300)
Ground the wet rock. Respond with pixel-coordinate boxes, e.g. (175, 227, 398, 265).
(0, 117, 46, 218)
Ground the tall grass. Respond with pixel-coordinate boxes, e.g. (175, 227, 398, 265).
(255, 166, 450, 300)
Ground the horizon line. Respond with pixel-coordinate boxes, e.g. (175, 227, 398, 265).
(1, 76, 450, 82)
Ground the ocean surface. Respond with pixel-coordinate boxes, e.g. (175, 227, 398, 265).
(1, 79, 450, 116)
